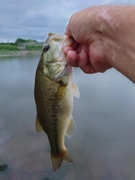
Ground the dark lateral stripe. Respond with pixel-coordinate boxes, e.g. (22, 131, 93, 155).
(52, 121, 60, 155)
(50, 104, 60, 155)
(51, 114, 57, 118)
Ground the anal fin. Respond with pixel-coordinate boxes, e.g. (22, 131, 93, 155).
(35, 116, 44, 132)
(66, 117, 76, 138)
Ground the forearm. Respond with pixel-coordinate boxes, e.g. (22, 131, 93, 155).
(96, 5, 135, 83)
(65, 5, 135, 82)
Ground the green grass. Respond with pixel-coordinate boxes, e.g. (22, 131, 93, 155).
(0, 43, 43, 51)
(0, 44, 19, 51)
(25, 44, 43, 51)
(0, 43, 43, 56)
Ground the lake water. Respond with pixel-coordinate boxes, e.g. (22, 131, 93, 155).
(0, 54, 135, 180)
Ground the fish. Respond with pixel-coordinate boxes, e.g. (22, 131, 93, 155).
(34, 33, 80, 171)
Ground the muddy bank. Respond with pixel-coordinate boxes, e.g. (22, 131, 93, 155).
(0, 50, 41, 57)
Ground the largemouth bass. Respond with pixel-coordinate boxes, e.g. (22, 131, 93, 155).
(34, 33, 80, 171)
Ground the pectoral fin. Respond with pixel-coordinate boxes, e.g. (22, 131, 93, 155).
(35, 117, 44, 132)
(72, 83, 80, 99)
(66, 117, 76, 138)
(57, 84, 66, 98)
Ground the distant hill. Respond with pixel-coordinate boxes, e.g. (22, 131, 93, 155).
(14, 38, 38, 45)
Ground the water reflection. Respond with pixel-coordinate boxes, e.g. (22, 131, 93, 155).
(0, 54, 135, 180)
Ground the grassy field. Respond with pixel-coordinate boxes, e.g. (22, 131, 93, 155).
(25, 44, 43, 51)
(0, 44, 19, 51)
(0, 43, 43, 56)
(0, 43, 43, 51)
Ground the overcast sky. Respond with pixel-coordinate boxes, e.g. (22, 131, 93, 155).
(0, 0, 135, 42)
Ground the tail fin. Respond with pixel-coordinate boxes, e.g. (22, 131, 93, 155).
(51, 149, 73, 171)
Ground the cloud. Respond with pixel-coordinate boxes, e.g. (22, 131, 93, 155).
(0, 0, 135, 42)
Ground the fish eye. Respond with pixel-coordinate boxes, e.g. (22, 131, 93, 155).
(43, 44, 50, 52)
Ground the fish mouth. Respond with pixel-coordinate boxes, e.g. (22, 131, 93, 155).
(63, 36, 74, 48)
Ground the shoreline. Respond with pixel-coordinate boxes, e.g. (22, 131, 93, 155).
(0, 50, 41, 57)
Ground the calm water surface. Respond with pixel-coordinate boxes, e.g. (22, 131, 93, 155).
(0, 54, 135, 180)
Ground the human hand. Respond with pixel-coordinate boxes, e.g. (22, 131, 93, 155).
(63, 7, 113, 74)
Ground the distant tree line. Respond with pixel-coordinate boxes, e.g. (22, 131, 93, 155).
(14, 38, 37, 45)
